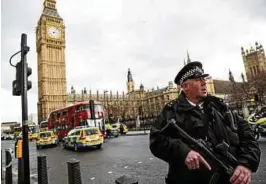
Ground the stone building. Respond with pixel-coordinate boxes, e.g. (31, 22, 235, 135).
(242, 42, 266, 82)
(67, 68, 179, 122)
(67, 54, 216, 122)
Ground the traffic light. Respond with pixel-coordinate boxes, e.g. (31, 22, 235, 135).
(22, 42, 32, 91)
(12, 62, 22, 96)
(26, 63, 32, 91)
(15, 140, 23, 158)
(254, 94, 259, 102)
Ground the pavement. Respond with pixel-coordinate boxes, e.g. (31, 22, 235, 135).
(1, 168, 38, 184)
(124, 130, 150, 136)
(1, 134, 265, 184)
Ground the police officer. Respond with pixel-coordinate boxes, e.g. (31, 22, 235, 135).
(149, 61, 261, 184)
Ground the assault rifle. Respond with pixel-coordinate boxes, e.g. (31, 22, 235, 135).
(161, 119, 238, 184)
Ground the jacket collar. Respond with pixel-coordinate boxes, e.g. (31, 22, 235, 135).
(175, 92, 220, 112)
(175, 92, 195, 112)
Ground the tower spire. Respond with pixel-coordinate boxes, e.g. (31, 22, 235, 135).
(127, 68, 133, 82)
(127, 68, 135, 92)
(229, 69, 235, 83)
(187, 50, 191, 63)
(241, 72, 245, 83)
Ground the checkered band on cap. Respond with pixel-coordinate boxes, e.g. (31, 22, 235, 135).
(180, 66, 204, 84)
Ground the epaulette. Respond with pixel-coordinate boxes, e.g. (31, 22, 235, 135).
(166, 99, 178, 109)
(167, 101, 174, 108)
(207, 95, 227, 111)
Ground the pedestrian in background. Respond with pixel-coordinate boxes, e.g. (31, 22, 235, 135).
(149, 61, 261, 184)
(120, 123, 124, 135)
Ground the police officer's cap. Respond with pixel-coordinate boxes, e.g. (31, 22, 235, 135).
(174, 61, 209, 85)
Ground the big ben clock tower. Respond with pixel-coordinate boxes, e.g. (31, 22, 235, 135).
(36, 0, 67, 122)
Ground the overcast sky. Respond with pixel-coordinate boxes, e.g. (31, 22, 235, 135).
(1, 0, 266, 122)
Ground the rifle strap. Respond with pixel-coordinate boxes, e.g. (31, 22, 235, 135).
(209, 172, 220, 184)
(203, 108, 219, 147)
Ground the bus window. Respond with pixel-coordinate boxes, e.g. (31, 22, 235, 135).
(70, 117, 74, 129)
(82, 104, 89, 110)
(86, 120, 95, 127)
(57, 112, 61, 118)
(95, 104, 103, 111)
(79, 120, 86, 126)
(51, 112, 56, 119)
(40, 121, 48, 130)
(62, 111, 68, 116)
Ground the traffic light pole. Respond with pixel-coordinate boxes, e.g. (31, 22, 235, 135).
(89, 100, 97, 127)
(9, 33, 31, 184)
(21, 33, 30, 184)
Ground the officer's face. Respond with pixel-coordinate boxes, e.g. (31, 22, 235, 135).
(182, 77, 207, 100)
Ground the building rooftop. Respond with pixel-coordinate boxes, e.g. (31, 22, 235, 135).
(213, 79, 243, 94)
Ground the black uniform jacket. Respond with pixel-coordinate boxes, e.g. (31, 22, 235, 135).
(149, 92, 261, 184)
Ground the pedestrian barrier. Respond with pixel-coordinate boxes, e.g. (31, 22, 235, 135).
(5, 149, 13, 184)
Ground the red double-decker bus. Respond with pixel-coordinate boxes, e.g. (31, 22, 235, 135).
(47, 100, 105, 140)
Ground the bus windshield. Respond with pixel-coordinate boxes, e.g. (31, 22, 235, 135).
(79, 103, 104, 119)
(94, 104, 103, 111)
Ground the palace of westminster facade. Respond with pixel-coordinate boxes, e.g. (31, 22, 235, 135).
(36, 0, 266, 122)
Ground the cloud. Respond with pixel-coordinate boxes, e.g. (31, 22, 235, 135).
(1, 0, 266, 122)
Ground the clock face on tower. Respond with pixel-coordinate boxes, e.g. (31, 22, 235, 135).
(47, 26, 61, 39)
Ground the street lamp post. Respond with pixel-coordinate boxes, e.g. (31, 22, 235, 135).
(140, 93, 146, 133)
(104, 90, 110, 122)
(143, 109, 146, 134)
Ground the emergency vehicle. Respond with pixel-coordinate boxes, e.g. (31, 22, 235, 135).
(62, 126, 104, 151)
(36, 131, 58, 149)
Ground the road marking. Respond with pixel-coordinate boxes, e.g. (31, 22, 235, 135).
(108, 171, 112, 174)
(149, 158, 153, 160)
(138, 161, 142, 164)
(90, 177, 95, 180)
(124, 166, 128, 168)
(30, 174, 38, 177)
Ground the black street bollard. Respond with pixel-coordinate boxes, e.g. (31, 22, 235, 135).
(38, 155, 48, 184)
(115, 175, 138, 184)
(67, 159, 82, 184)
(1, 150, 3, 180)
(5, 149, 12, 184)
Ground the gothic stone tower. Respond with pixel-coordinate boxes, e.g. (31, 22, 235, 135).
(241, 42, 266, 82)
(127, 68, 135, 93)
(36, 0, 67, 122)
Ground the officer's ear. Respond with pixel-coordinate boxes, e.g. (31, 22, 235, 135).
(181, 81, 189, 91)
